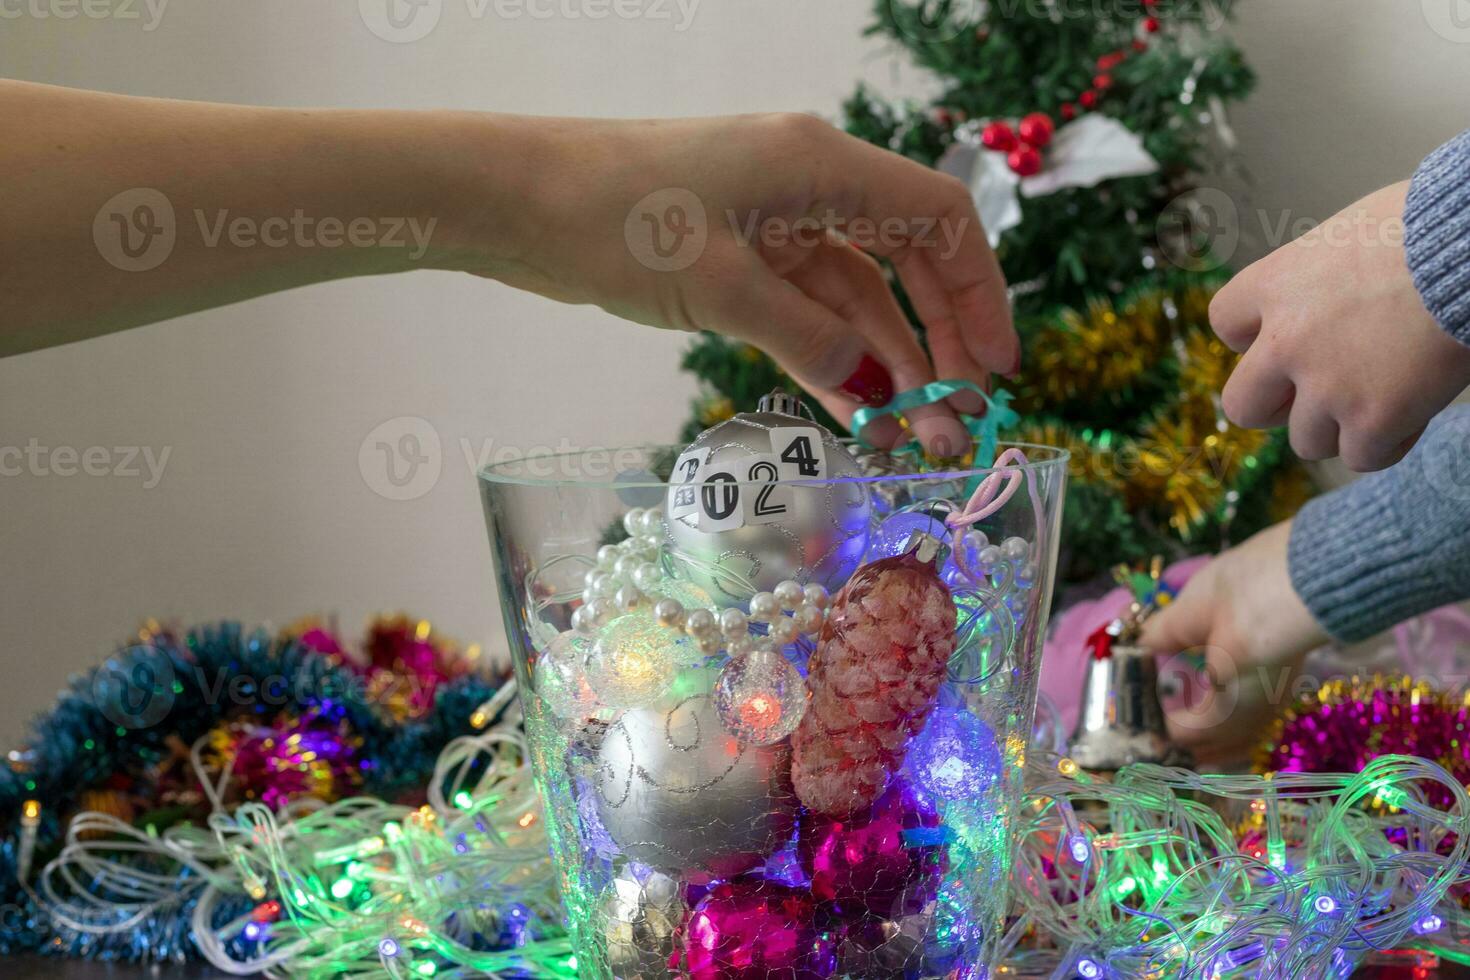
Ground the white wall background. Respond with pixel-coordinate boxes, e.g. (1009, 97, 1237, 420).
(2, 0, 1468, 747)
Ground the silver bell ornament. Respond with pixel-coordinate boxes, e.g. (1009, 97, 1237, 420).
(594, 669, 798, 881)
(1068, 625, 1189, 771)
(598, 866, 686, 980)
(1067, 561, 1193, 772)
(664, 390, 871, 608)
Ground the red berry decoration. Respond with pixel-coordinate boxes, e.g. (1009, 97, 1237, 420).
(980, 120, 1017, 152)
(1144, 15, 1161, 32)
(1097, 51, 1125, 71)
(1017, 112, 1055, 149)
(1007, 146, 1043, 177)
(1060, 102, 1078, 121)
(1093, 73, 1113, 90)
(1133, 38, 1150, 52)
(1079, 90, 1099, 109)
(790, 544, 957, 818)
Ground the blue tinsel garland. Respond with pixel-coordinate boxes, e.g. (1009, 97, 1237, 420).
(0, 621, 506, 962)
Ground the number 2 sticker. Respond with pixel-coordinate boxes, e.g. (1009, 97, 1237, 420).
(771, 427, 826, 481)
(668, 448, 706, 518)
(743, 454, 792, 526)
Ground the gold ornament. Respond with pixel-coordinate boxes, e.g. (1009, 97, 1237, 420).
(72, 789, 136, 839)
(697, 395, 736, 428)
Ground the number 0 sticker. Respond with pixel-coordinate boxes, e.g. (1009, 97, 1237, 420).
(771, 427, 826, 481)
(697, 470, 744, 532)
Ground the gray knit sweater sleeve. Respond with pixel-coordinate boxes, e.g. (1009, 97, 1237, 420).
(1287, 130, 1470, 641)
(1289, 406, 1470, 641)
(1405, 129, 1470, 344)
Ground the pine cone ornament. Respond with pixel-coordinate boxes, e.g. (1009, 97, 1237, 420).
(792, 541, 957, 817)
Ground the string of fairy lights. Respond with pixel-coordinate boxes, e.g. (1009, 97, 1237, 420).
(14, 682, 1470, 978)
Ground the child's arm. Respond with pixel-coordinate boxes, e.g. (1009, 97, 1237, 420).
(1406, 130, 1470, 350)
(1288, 404, 1470, 642)
(1142, 406, 1470, 757)
(1208, 130, 1470, 472)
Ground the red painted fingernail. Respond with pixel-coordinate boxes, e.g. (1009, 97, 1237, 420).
(839, 354, 894, 407)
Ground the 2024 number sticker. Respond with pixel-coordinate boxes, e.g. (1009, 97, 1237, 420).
(667, 428, 827, 532)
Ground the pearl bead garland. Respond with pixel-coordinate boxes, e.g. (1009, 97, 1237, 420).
(570, 509, 836, 744)
(573, 508, 667, 633)
(953, 529, 1034, 594)
(592, 569, 830, 669)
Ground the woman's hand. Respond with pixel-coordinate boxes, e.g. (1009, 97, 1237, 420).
(457, 113, 1017, 456)
(1139, 521, 1328, 763)
(1210, 181, 1470, 472)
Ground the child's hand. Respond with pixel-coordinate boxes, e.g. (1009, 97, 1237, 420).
(1139, 522, 1328, 762)
(1210, 182, 1470, 472)
(475, 113, 1017, 457)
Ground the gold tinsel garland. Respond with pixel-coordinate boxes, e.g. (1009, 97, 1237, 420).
(1021, 292, 1169, 406)
(1012, 282, 1296, 539)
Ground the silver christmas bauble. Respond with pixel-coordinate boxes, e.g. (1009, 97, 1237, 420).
(532, 630, 596, 720)
(599, 866, 685, 980)
(594, 671, 798, 880)
(835, 881, 976, 979)
(853, 448, 915, 515)
(664, 392, 871, 608)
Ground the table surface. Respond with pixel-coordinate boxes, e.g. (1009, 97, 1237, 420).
(3, 957, 1466, 979)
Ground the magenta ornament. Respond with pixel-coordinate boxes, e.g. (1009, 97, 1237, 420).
(215, 716, 361, 809)
(799, 780, 947, 916)
(682, 878, 836, 980)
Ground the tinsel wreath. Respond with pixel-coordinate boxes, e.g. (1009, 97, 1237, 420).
(0, 617, 507, 962)
(1257, 676, 1470, 811)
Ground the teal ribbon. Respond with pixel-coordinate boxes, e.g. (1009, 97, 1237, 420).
(851, 380, 1019, 468)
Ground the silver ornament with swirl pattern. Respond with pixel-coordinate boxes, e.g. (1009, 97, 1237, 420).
(664, 394, 870, 608)
(594, 670, 798, 880)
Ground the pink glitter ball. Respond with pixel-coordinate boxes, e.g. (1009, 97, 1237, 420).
(222, 719, 360, 809)
(1263, 678, 1470, 810)
(792, 550, 957, 817)
(799, 779, 946, 916)
(682, 878, 836, 980)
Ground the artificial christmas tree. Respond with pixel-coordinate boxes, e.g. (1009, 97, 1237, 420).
(680, 0, 1312, 587)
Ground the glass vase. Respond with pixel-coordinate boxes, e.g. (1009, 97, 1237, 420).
(479, 440, 1067, 978)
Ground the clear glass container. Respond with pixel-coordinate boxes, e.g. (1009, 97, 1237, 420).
(479, 441, 1067, 978)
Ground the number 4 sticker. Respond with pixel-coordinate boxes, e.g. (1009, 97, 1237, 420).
(771, 427, 826, 481)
